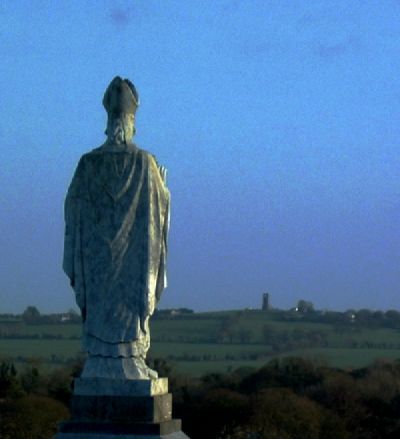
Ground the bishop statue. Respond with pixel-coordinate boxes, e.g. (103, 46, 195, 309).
(63, 76, 170, 380)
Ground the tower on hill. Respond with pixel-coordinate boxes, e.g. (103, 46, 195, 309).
(262, 293, 271, 311)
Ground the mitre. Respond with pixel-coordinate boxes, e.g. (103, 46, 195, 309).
(103, 76, 139, 116)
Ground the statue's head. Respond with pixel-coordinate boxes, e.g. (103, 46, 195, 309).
(103, 76, 140, 144)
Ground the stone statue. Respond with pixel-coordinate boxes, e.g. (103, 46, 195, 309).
(63, 76, 170, 380)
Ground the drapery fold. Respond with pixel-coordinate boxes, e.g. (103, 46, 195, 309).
(63, 143, 170, 344)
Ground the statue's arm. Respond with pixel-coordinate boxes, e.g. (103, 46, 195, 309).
(155, 179, 170, 304)
(63, 157, 88, 316)
(63, 182, 77, 286)
(62, 158, 84, 287)
(149, 152, 168, 187)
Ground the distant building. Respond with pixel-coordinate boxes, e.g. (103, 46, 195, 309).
(262, 293, 271, 311)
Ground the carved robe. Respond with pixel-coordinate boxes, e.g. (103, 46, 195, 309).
(63, 143, 169, 354)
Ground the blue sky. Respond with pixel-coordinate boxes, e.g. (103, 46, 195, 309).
(0, 1, 399, 313)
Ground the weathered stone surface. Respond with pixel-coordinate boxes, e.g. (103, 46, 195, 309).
(71, 393, 172, 423)
(54, 432, 189, 439)
(55, 78, 190, 438)
(74, 377, 168, 397)
(57, 419, 183, 436)
(63, 77, 170, 380)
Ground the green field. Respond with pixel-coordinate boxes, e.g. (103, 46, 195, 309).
(152, 341, 270, 356)
(0, 339, 80, 359)
(1, 310, 400, 376)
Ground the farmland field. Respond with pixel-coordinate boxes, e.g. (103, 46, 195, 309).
(0, 339, 80, 359)
(1, 310, 400, 376)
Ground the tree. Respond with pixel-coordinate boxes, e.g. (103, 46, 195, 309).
(240, 357, 323, 395)
(22, 306, 41, 324)
(0, 361, 23, 398)
(179, 388, 250, 439)
(310, 371, 366, 432)
(237, 328, 253, 344)
(385, 310, 400, 329)
(0, 395, 69, 439)
(297, 300, 314, 314)
(20, 365, 40, 394)
(66, 308, 81, 323)
(355, 309, 373, 325)
(250, 388, 323, 439)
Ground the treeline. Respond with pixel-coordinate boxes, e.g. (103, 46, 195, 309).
(280, 307, 400, 329)
(2, 357, 400, 438)
(0, 306, 197, 325)
(152, 308, 195, 319)
(0, 333, 80, 340)
(3, 305, 400, 330)
(0, 359, 78, 438)
(170, 357, 400, 438)
(161, 352, 265, 363)
(4, 354, 81, 366)
(0, 306, 82, 325)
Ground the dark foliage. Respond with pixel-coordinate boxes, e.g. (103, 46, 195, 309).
(2, 356, 400, 438)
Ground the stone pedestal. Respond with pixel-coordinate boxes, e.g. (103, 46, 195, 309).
(54, 378, 189, 439)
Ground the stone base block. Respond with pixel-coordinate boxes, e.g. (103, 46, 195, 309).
(54, 376, 190, 438)
(74, 377, 168, 396)
(54, 432, 189, 438)
(71, 394, 172, 423)
(54, 419, 190, 438)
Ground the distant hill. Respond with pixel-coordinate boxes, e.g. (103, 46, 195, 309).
(1, 308, 400, 375)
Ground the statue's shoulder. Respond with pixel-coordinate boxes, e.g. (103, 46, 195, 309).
(84, 143, 150, 157)
(72, 150, 99, 175)
(71, 152, 91, 173)
(136, 147, 168, 189)
(133, 145, 161, 167)
(78, 144, 161, 170)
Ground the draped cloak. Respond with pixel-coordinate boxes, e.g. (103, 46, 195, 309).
(63, 143, 170, 345)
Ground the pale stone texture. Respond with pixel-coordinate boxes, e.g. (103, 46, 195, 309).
(53, 377, 190, 438)
(54, 433, 189, 439)
(74, 378, 168, 396)
(64, 144, 169, 364)
(56, 77, 189, 438)
(63, 77, 169, 380)
(64, 141, 169, 379)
